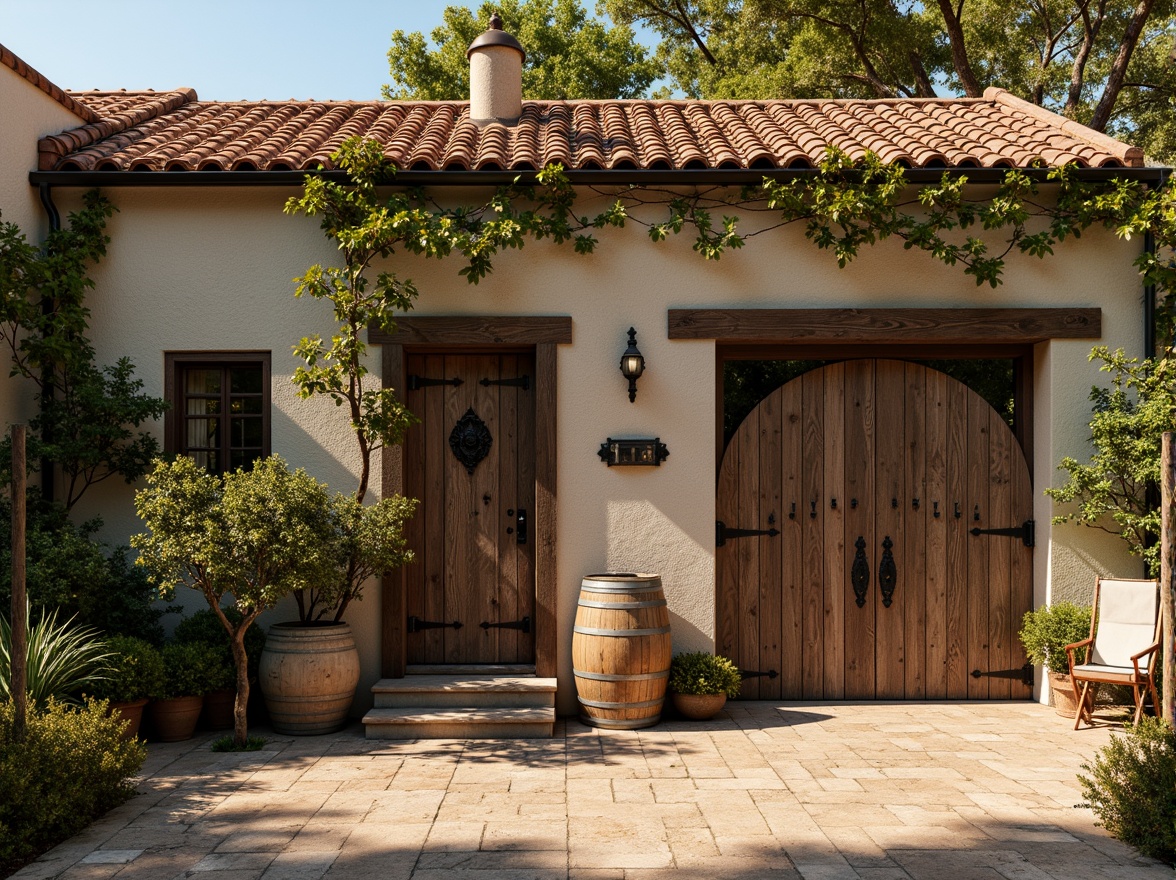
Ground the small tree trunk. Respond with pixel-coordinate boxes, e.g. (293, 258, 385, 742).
(1162, 432, 1175, 725)
(10, 425, 27, 741)
(230, 631, 250, 748)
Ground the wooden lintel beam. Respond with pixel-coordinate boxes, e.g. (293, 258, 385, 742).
(668, 308, 1101, 343)
(369, 316, 572, 346)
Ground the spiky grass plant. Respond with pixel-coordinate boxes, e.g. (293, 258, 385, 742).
(0, 603, 110, 705)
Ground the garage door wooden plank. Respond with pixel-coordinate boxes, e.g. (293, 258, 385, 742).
(924, 369, 949, 699)
(737, 404, 762, 698)
(843, 360, 875, 699)
(966, 390, 991, 698)
(758, 388, 784, 700)
(945, 377, 969, 699)
(802, 369, 827, 699)
(822, 364, 846, 700)
(987, 406, 1014, 699)
(903, 362, 928, 700)
(779, 377, 804, 699)
(875, 361, 906, 699)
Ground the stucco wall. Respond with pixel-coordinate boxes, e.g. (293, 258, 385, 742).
(0, 64, 90, 433)
(48, 183, 1144, 715)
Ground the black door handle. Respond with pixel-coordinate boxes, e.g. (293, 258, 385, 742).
(516, 508, 527, 544)
(851, 536, 869, 608)
(879, 536, 896, 607)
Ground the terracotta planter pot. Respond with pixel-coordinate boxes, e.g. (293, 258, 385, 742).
(149, 695, 205, 742)
(259, 622, 360, 735)
(107, 698, 149, 741)
(1049, 672, 1080, 718)
(672, 693, 727, 720)
(202, 687, 236, 730)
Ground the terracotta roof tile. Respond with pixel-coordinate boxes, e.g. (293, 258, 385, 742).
(44, 91, 1148, 174)
(0, 43, 98, 123)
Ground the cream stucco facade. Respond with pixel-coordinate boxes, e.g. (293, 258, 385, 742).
(0, 61, 1151, 717)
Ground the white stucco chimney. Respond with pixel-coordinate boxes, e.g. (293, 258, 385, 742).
(467, 13, 525, 125)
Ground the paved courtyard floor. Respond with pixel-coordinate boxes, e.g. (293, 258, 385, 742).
(9, 701, 1172, 880)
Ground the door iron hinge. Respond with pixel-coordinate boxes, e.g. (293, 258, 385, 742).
(407, 616, 463, 633)
(407, 375, 463, 391)
(480, 375, 530, 389)
(480, 616, 531, 633)
(970, 519, 1035, 547)
(740, 669, 779, 680)
(716, 520, 780, 547)
(970, 663, 1034, 687)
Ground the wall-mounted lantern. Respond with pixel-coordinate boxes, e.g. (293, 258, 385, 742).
(619, 327, 645, 403)
(598, 438, 669, 467)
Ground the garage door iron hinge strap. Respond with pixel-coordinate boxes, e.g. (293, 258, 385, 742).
(970, 663, 1034, 687)
(480, 616, 531, 633)
(970, 519, 1035, 547)
(407, 375, 463, 390)
(716, 520, 780, 547)
(407, 616, 463, 632)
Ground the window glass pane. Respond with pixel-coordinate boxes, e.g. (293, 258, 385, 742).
(187, 397, 220, 416)
(185, 369, 221, 395)
(185, 417, 218, 448)
(232, 417, 263, 448)
(230, 449, 260, 471)
(231, 397, 263, 414)
(191, 450, 217, 471)
(230, 368, 263, 394)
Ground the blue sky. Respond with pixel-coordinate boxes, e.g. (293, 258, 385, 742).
(0, 1, 655, 101)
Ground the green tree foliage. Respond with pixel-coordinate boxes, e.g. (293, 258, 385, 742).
(605, 0, 1176, 160)
(133, 455, 338, 745)
(0, 699, 145, 875)
(0, 194, 168, 509)
(384, 0, 661, 100)
(0, 496, 170, 645)
(1045, 348, 1175, 575)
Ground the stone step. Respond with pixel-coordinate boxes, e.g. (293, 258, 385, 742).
(407, 664, 536, 675)
(362, 706, 555, 739)
(371, 675, 557, 709)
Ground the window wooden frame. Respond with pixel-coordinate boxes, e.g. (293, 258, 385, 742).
(163, 351, 272, 473)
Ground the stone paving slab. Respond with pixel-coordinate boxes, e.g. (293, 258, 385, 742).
(8, 702, 1172, 879)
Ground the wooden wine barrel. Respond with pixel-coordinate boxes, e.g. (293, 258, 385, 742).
(573, 573, 672, 729)
(259, 622, 360, 735)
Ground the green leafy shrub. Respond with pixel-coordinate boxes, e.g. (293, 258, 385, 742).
(0, 698, 145, 874)
(87, 636, 164, 704)
(0, 496, 171, 645)
(154, 642, 220, 699)
(174, 607, 265, 679)
(0, 603, 110, 705)
(1079, 717, 1176, 863)
(1018, 602, 1092, 674)
(668, 652, 742, 697)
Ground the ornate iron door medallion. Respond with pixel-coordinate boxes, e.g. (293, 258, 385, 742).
(449, 408, 492, 474)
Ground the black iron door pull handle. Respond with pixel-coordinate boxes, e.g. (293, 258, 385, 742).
(851, 536, 869, 608)
(810, 501, 817, 519)
(879, 536, 897, 607)
(954, 502, 961, 519)
(933, 501, 940, 518)
(789, 503, 796, 519)
(516, 508, 528, 545)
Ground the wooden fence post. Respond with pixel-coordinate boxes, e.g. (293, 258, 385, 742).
(1163, 431, 1175, 726)
(10, 424, 27, 739)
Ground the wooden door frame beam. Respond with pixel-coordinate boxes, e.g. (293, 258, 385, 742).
(374, 316, 570, 679)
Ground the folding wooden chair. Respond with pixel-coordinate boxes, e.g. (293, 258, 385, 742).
(1064, 576, 1161, 730)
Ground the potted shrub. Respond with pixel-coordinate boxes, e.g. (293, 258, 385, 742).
(1018, 602, 1092, 717)
(148, 641, 220, 742)
(87, 635, 164, 740)
(175, 608, 265, 730)
(134, 455, 339, 747)
(668, 652, 742, 720)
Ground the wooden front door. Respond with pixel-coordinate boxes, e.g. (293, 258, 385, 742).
(716, 359, 1033, 700)
(403, 352, 536, 665)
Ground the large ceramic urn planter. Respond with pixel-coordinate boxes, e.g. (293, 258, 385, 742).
(259, 622, 360, 735)
(107, 698, 149, 741)
(150, 695, 204, 742)
(1049, 672, 1080, 718)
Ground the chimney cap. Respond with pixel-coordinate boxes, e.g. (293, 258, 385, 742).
(467, 12, 526, 61)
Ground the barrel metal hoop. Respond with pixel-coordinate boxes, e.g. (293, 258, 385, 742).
(573, 626, 671, 637)
(580, 583, 664, 594)
(577, 697, 665, 710)
(573, 669, 670, 682)
(579, 714, 662, 729)
(576, 598, 667, 610)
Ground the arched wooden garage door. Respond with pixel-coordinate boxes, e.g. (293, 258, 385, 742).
(716, 359, 1033, 700)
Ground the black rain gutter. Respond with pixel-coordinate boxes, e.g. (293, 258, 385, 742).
(29, 165, 1171, 188)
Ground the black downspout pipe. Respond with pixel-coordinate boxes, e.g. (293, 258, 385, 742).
(36, 183, 58, 503)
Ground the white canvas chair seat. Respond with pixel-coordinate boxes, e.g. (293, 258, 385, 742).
(1065, 577, 1160, 730)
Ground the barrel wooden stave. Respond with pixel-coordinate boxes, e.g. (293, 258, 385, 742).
(572, 573, 671, 729)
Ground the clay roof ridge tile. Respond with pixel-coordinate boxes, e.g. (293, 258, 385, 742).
(0, 42, 100, 123)
(985, 87, 1141, 166)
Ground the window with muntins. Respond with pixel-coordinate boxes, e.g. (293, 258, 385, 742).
(165, 352, 271, 474)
